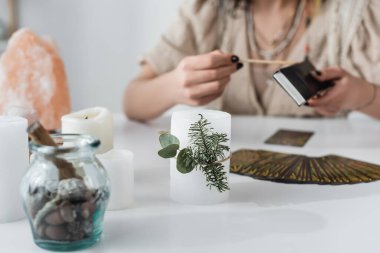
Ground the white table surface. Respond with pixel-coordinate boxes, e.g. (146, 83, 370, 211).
(2, 113, 380, 253)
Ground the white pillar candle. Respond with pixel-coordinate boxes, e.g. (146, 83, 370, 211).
(97, 149, 134, 210)
(61, 107, 113, 154)
(0, 116, 28, 223)
(170, 110, 231, 205)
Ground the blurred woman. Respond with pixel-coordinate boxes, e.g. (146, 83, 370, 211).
(124, 0, 380, 121)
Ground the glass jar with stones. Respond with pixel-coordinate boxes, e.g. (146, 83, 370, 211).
(21, 134, 110, 251)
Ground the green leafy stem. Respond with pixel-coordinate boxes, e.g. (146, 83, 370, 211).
(158, 114, 230, 193)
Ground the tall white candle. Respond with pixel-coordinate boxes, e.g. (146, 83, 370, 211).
(61, 107, 113, 154)
(0, 116, 29, 223)
(170, 110, 231, 205)
(97, 150, 134, 210)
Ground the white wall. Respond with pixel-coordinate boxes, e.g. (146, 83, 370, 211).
(18, 0, 182, 112)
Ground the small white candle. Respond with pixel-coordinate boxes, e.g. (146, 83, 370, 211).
(61, 107, 113, 154)
(0, 116, 29, 223)
(170, 110, 231, 205)
(97, 149, 134, 210)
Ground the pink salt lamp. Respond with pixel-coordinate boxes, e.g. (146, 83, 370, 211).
(0, 28, 71, 130)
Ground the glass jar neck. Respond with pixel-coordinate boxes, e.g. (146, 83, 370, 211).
(30, 134, 100, 158)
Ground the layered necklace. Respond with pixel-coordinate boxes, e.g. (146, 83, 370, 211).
(247, 0, 309, 92)
(248, 0, 306, 60)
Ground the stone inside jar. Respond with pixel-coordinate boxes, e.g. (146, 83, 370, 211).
(27, 178, 106, 242)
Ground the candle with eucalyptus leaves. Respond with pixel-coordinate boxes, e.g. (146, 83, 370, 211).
(159, 110, 231, 205)
(61, 107, 113, 154)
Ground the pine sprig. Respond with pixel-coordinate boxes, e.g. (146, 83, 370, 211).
(158, 114, 230, 193)
(187, 114, 230, 192)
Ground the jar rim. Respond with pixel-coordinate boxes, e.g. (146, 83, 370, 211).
(29, 134, 101, 155)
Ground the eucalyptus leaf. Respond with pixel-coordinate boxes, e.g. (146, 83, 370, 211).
(159, 133, 180, 148)
(177, 148, 195, 174)
(158, 144, 179, 158)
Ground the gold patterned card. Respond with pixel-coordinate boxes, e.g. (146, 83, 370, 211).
(230, 149, 380, 185)
(264, 129, 314, 147)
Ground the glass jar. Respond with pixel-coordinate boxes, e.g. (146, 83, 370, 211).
(21, 134, 110, 251)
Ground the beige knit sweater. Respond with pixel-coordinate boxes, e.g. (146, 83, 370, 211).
(143, 0, 380, 117)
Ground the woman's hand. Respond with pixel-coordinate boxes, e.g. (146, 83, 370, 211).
(170, 50, 243, 106)
(308, 66, 375, 116)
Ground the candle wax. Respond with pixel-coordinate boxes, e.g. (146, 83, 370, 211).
(97, 149, 134, 210)
(0, 116, 28, 223)
(61, 107, 113, 154)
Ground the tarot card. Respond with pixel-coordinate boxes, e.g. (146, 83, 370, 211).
(322, 155, 380, 183)
(230, 149, 380, 185)
(264, 129, 314, 147)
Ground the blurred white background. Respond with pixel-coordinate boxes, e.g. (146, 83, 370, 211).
(16, 0, 182, 112)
